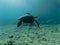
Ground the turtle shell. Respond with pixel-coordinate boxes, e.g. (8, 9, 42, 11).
(18, 15, 34, 23)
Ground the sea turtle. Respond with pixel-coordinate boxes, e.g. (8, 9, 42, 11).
(17, 13, 39, 27)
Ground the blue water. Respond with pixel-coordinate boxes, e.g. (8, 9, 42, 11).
(0, 0, 59, 26)
(0, 0, 60, 45)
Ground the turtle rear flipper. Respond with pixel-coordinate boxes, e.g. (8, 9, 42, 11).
(17, 21, 22, 27)
(34, 20, 39, 27)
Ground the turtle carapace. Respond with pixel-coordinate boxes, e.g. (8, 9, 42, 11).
(17, 13, 39, 27)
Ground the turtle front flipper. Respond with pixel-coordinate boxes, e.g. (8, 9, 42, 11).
(17, 21, 22, 27)
(34, 20, 39, 27)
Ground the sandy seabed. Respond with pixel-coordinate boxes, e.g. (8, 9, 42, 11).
(0, 24, 60, 45)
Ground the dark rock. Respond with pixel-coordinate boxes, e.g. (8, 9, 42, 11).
(25, 43, 28, 45)
(6, 40, 15, 45)
(51, 30, 54, 33)
(42, 38, 47, 41)
(34, 32, 38, 35)
(8, 35, 14, 38)
(27, 34, 30, 37)
(55, 29, 59, 32)
(29, 41, 33, 43)
(51, 29, 59, 33)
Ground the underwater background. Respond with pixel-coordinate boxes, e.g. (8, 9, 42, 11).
(0, 0, 59, 25)
(0, 0, 60, 45)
